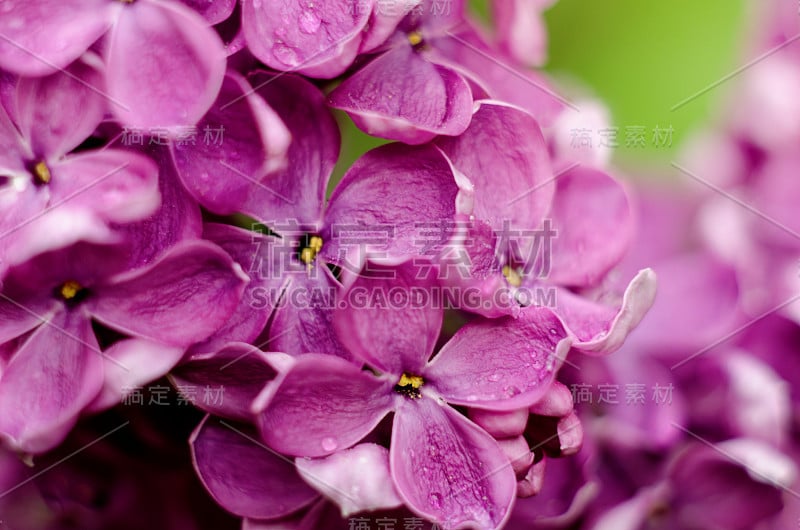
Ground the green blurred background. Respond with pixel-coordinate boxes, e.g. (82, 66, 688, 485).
(333, 0, 747, 187)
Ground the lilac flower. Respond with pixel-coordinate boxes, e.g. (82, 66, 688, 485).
(0, 58, 160, 275)
(174, 345, 403, 525)
(0, 239, 247, 453)
(435, 101, 655, 354)
(252, 262, 573, 529)
(328, 0, 474, 143)
(190, 73, 470, 357)
(0, 0, 227, 131)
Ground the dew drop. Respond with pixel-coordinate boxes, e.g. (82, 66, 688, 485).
(429, 492, 443, 509)
(272, 44, 300, 66)
(488, 372, 501, 382)
(549, 328, 559, 335)
(321, 437, 337, 451)
(504, 385, 521, 397)
(298, 9, 321, 34)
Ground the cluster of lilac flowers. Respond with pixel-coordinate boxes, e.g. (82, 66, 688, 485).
(0, 0, 796, 529)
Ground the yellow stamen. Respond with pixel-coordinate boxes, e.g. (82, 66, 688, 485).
(59, 280, 82, 300)
(33, 161, 51, 184)
(300, 235, 324, 266)
(502, 265, 522, 288)
(397, 373, 424, 390)
(407, 31, 423, 46)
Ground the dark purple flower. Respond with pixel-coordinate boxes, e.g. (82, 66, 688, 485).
(0, 58, 160, 275)
(253, 262, 573, 529)
(0, 240, 247, 453)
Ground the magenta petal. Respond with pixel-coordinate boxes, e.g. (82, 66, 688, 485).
(86, 337, 185, 413)
(171, 345, 283, 421)
(171, 71, 290, 215)
(391, 398, 516, 530)
(296, 443, 403, 516)
(244, 73, 340, 226)
(190, 224, 275, 352)
(334, 262, 442, 375)
(16, 56, 107, 158)
(547, 167, 633, 287)
(426, 307, 571, 410)
(491, 0, 553, 67)
(323, 143, 467, 267)
(49, 149, 161, 224)
(0, 311, 103, 453)
(253, 354, 394, 457)
(180, 0, 236, 24)
(0, 0, 114, 76)
(90, 241, 248, 346)
(241, 0, 371, 78)
(436, 102, 553, 243)
(555, 268, 657, 355)
(114, 150, 203, 269)
(105, 0, 226, 130)
(329, 44, 473, 143)
(191, 416, 318, 519)
(0, 296, 57, 344)
(0, 103, 29, 173)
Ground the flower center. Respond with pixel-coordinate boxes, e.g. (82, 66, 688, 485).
(299, 234, 323, 267)
(56, 280, 90, 306)
(407, 31, 424, 47)
(33, 161, 51, 185)
(394, 373, 424, 399)
(502, 265, 523, 287)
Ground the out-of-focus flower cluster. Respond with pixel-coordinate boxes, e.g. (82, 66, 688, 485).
(0, 0, 794, 529)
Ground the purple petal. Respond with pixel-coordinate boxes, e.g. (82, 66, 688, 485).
(253, 354, 394, 457)
(0, 295, 57, 345)
(0, 0, 114, 76)
(15, 56, 107, 159)
(241, 0, 372, 78)
(0, 310, 103, 453)
(334, 262, 442, 375)
(0, 101, 29, 173)
(329, 44, 472, 143)
(436, 102, 554, 257)
(49, 148, 161, 224)
(491, 0, 554, 67)
(180, 0, 236, 24)
(105, 0, 226, 131)
(243, 72, 340, 227)
(268, 268, 351, 359)
(426, 307, 571, 410)
(546, 166, 633, 287)
(468, 408, 530, 438)
(391, 398, 516, 530)
(171, 345, 283, 421)
(191, 415, 318, 519)
(190, 224, 275, 352)
(360, 1, 422, 53)
(170, 71, 290, 215)
(86, 337, 185, 413)
(113, 149, 203, 269)
(89, 240, 248, 346)
(555, 268, 657, 355)
(296, 443, 403, 516)
(323, 143, 468, 268)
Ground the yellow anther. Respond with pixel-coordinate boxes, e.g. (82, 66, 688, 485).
(59, 280, 82, 300)
(300, 236, 324, 265)
(502, 265, 523, 288)
(398, 373, 424, 389)
(33, 161, 51, 184)
(407, 31, 423, 46)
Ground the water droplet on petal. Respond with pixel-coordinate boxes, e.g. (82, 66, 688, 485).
(272, 44, 300, 66)
(429, 492, 443, 509)
(549, 328, 559, 335)
(488, 372, 501, 382)
(504, 385, 521, 397)
(299, 9, 321, 34)
(321, 437, 337, 451)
